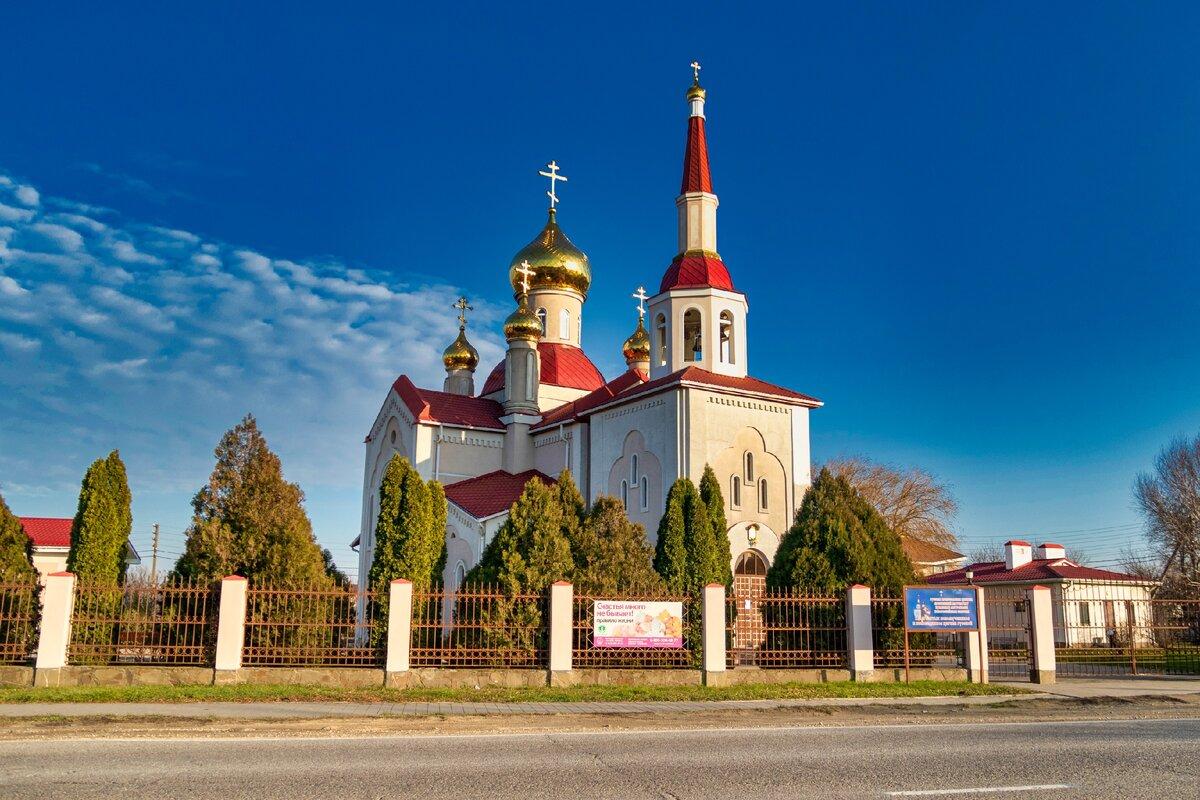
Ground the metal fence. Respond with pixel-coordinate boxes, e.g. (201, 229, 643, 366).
(1053, 585, 1200, 677)
(572, 593, 693, 668)
(70, 579, 215, 666)
(983, 587, 1031, 680)
(0, 580, 39, 665)
(870, 595, 964, 669)
(728, 589, 846, 668)
(242, 583, 382, 667)
(410, 584, 546, 668)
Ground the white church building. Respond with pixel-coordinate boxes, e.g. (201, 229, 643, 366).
(352, 69, 822, 590)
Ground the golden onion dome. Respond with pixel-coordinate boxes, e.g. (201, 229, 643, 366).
(503, 295, 543, 341)
(686, 82, 706, 102)
(507, 209, 591, 298)
(622, 317, 651, 364)
(442, 326, 479, 372)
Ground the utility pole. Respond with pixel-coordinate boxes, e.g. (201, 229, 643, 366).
(150, 523, 160, 585)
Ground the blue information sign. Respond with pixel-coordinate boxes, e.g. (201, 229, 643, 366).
(904, 587, 979, 631)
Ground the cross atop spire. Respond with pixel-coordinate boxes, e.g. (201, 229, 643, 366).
(632, 286, 649, 320)
(453, 296, 473, 328)
(690, 60, 701, 84)
(538, 160, 569, 210)
(515, 259, 536, 295)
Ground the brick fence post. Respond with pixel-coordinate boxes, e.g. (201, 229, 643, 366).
(213, 575, 247, 683)
(548, 581, 573, 685)
(384, 579, 413, 685)
(1027, 584, 1056, 684)
(964, 585, 989, 683)
(846, 584, 874, 681)
(702, 583, 727, 684)
(33, 571, 76, 687)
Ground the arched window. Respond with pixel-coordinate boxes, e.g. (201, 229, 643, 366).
(719, 311, 734, 364)
(559, 308, 570, 340)
(683, 308, 702, 362)
(630, 454, 639, 483)
(744, 452, 755, 482)
(536, 308, 547, 335)
(758, 478, 768, 511)
(454, 562, 466, 590)
(655, 314, 667, 366)
(734, 550, 768, 577)
(639, 475, 649, 511)
(620, 480, 629, 509)
(731, 475, 742, 509)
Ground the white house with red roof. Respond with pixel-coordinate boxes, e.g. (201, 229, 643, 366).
(354, 68, 822, 592)
(18, 517, 141, 583)
(929, 540, 1157, 646)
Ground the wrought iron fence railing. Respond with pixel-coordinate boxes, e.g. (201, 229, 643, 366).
(728, 589, 847, 668)
(0, 580, 39, 665)
(572, 593, 693, 669)
(70, 579, 215, 666)
(870, 595, 964, 669)
(242, 583, 382, 667)
(410, 584, 546, 668)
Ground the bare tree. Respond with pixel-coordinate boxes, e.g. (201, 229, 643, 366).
(1134, 434, 1200, 598)
(824, 456, 959, 548)
(967, 542, 1003, 564)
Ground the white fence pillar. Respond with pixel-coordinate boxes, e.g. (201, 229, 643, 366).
(213, 575, 247, 680)
(549, 581, 573, 679)
(33, 571, 76, 685)
(964, 585, 989, 683)
(385, 579, 413, 677)
(846, 584, 873, 680)
(702, 583, 727, 680)
(1027, 584, 1056, 684)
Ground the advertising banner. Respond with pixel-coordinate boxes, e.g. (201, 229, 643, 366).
(593, 600, 684, 648)
(904, 587, 979, 632)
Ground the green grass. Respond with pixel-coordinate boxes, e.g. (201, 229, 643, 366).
(0, 680, 1024, 705)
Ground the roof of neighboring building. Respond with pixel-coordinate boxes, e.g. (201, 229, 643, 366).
(443, 470, 555, 519)
(18, 517, 72, 548)
(531, 368, 649, 431)
(390, 375, 504, 432)
(659, 251, 735, 293)
(928, 559, 1154, 586)
(587, 366, 822, 414)
(901, 536, 965, 565)
(480, 342, 606, 396)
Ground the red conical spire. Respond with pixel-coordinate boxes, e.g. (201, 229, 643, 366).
(680, 77, 713, 194)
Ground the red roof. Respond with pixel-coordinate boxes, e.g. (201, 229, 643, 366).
(928, 559, 1153, 586)
(18, 517, 72, 548)
(391, 375, 504, 431)
(443, 470, 554, 519)
(681, 115, 713, 194)
(658, 252, 735, 293)
(480, 342, 606, 396)
(587, 366, 821, 413)
(532, 368, 648, 431)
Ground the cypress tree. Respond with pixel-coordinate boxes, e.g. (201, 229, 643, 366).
(172, 415, 329, 588)
(572, 497, 666, 595)
(653, 480, 690, 593)
(368, 455, 442, 594)
(555, 469, 587, 549)
(67, 450, 132, 584)
(699, 465, 734, 587)
(0, 493, 36, 583)
(767, 468, 915, 595)
(428, 479, 448, 584)
(468, 476, 573, 592)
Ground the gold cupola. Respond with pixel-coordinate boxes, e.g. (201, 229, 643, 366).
(622, 317, 651, 367)
(507, 209, 591, 298)
(442, 326, 479, 372)
(503, 294, 543, 341)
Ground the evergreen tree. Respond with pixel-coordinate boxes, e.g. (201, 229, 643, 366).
(652, 480, 690, 593)
(555, 469, 587, 549)
(572, 497, 666, 595)
(367, 455, 444, 594)
(321, 548, 350, 587)
(0, 493, 36, 583)
(767, 468, 915, 595)
(429, 480, 448, 584)
(468, 476, 573, 592)
(172, 415, 329, 588)
(67, 450, 132, 584)
(698, 465, 733, 587)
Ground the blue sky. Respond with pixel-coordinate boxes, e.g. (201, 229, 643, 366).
(2, 3, 1198, 578)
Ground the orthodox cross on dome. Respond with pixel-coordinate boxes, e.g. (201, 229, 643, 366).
(516, 259, 536, 295)
(538, 160, 568, 209)
(453, 296, 473, 328)
(690, 60, 701, 83)
(632, 286, 649, 320)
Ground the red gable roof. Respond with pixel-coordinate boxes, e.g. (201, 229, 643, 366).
(587, 366, 821, 413)
(658, 252, 735, 293)
(480, 342, 606, 396)
(19, 517, 72, 548)
(391, 375, 504, 431)
(443, 470, 554, 519)
(928, 559, 1153, 586)
(532, 368, 648, 431)
(681, 116, 713, 194)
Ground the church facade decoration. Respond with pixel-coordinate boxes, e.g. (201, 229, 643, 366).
(354, 67, 823, 590)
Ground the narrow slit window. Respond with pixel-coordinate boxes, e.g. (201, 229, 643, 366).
(731, 476, 742, 509)
(639, 476, 648, 511)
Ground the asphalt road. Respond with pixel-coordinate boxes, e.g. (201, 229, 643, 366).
(2, 717, 1197, 799)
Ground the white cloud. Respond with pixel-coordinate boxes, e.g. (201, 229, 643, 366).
(14, 185, 40, 207)
(0, 275, 28, 296)
(0, 332, 40, 353)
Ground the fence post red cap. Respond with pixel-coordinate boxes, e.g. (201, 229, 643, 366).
(48, 571, 74, 578)
(850, 583, 870, 589)
(552, 580, 572, 586)
(1029, 584, 1049, 590)
(705, 582, 725, 588)
(221, 575, 247, 581)
(391, 578, 412, 585)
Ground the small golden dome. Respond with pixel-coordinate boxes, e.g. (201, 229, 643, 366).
(442, 326, 479, 372)
(503, 295, 543, 341)
(508, 210, 591, 298)
(686, 83, 706, 102)
(622, 317, 651, 364)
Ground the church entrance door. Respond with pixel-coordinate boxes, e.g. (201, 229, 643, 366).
(730, 550, 768, 666)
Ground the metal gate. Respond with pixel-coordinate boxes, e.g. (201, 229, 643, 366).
(984, 586, 1032, 680)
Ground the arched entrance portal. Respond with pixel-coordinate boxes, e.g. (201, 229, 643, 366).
(730, 549, 769, 663)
